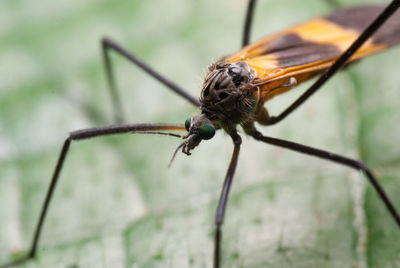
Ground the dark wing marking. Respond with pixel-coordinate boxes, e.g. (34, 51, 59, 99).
(326, 5, 400, 47)
(266, 34, 341, 67)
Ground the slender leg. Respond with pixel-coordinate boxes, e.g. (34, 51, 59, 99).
(266, 0, 400, 125)
(247, 128, 400, 227)
(242, 0, 257, 48)
(102, 37, 200, 123)
(214, 132, 242, 268)
(0, 123, 185, 268)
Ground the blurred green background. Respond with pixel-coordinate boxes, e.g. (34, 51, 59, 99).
(0, 0, 400, 267)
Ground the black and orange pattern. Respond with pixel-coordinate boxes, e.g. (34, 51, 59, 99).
(227, 5, 400, 103)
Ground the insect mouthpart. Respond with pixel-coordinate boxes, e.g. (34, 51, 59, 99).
(182, 114, 216, 154)
(183, 114, 216, 152)
(169, 114, 216, 167)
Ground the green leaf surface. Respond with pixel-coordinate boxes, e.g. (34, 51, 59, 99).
(1, 0, 399, 267)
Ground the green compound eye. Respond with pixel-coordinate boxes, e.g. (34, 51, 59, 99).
(185, 117, 191, 131)
(198, 124, 215, 140)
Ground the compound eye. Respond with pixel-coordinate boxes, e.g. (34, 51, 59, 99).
(185, 117, 191, 131)
(198, 124, 215, 140)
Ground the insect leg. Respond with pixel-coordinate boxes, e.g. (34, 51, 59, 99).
(248, 129, 400, 228)
(265, 0, 400, 126)
(0, 123, 185, 268)
(242, 0, 257, 48)
(214, 132, 242, 268)
(102, 37, 200, 123)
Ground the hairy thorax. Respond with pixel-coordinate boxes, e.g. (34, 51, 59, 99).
(200, 61, 260, 129)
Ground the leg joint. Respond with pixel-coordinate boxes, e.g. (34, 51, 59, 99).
(101, 36, 112, 47)
(232, 134, 242, 145)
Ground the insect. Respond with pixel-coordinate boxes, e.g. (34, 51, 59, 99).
(1, 0, 400, 267)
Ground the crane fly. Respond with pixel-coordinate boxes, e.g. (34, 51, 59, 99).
(1, 0, 400, 267)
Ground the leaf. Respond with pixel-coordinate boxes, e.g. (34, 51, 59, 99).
(0, 0, 399, 267)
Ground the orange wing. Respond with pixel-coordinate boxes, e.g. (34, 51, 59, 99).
(226, 5, 400, 102)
